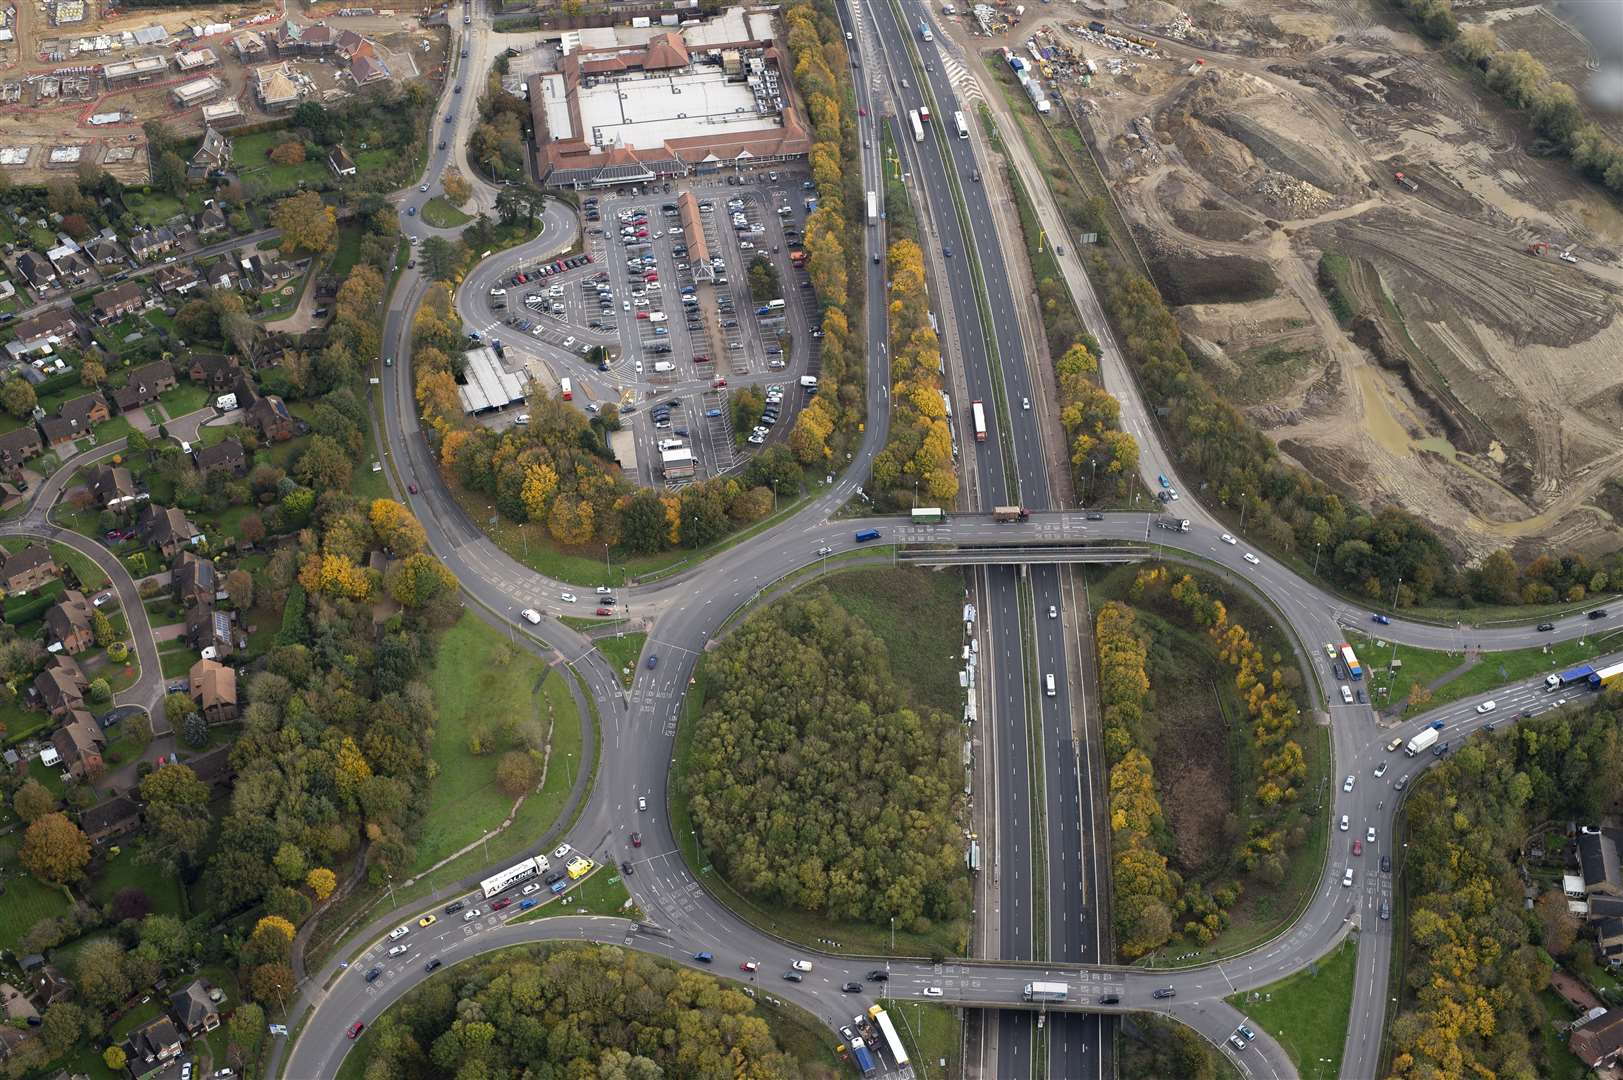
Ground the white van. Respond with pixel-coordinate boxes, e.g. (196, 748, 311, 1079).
(1340, 685, 1354, 704)
(513, 413, 530, 425)
(1045, 673, 1056, 697)
(799, 375, 819, 389)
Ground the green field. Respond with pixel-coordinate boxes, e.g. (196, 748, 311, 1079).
(820, 566, 968, 714)
(415, 615, 558, 874)
(595, 632, 647, 688)
(85, 849, 186, 919)
(0, 842, 68, 953)
(509, 865, 637, 923)
(421, 197, 473, 229)
(1226, 938, 1357, 1078)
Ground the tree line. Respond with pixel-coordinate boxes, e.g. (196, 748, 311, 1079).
(351, 943, 818, 1079)
(1393, 0, 1623, 198)
(1054, 338, 1139, 504)
(871, 239, 957, 505)
(1091, 256, 1623, 608)
(783, 0, 867, 470)
(686, 592, 971, 935)
(1390, 697, 1623, 1077)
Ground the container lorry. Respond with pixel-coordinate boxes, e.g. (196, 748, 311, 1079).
(994, 506, 1030, 522)
(848, 1040, 877, 1076)
(1546, 664, 1596, 691)
(866, 190, 878, 224)
(1023, 981, 1069, 1003)
(1405, 726, 1441, 757)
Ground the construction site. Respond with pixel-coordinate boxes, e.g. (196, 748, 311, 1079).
(953, 0, 1623, 562)
(0, 0, 440, 185)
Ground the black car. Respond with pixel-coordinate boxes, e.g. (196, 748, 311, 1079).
(1098, 995, 1120, 1005)
(1590, 609, 1608, 619)
(783, 971, 803, 982)
(620, 860, 635, 876)
(1537, 622, 1555, 631)
(444, 900, 464, 914)
(841, 982, 862, 993)
(1086, 512, 1105, 521)
(424, 959, 442, 973)
(1380, 854, 1392, 873)
(867, 970, 889, 982)
(365, 967, 382, 983)
(1152, 988, 1175, 999)
(545, 870, 565, 885)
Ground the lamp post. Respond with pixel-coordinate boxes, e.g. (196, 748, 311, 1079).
(1238, 492, 1248, 533)
(1313, 540, 1322, 577)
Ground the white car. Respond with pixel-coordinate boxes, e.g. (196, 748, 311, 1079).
(791, 959, 814, 972)
(1048, 606, 1057, 619)
(1339, 814, 1349, 832)
(462, 908, 481, 921)
(560, 592, 577, 603)
(1220, 533, 1236, 545)
(521, 882, 540, 895)
(1342, 868, 1355, 888)
(419, 183, 429, 192)
(563, 336, 576, 348)
(1242, 552, 1260, 565)
(638, 796, 647, 811)
(635, 360, 644, 373)
(520, 609, 541, 624)
(923, 987, 943, 997)
(1366, 826, 1376, 843)
(389, 943, 410, 957)
(1373, 761, 1388, 778)
(597, 586, 613, 594)
(1022, 397, 1030, 410)
(389, 924, 410, 940)
(92, 592, 113, 607)
(1475, 700, 1497, 714)
(554, 844, 571, 859)
(1342, 775, 1355, 792)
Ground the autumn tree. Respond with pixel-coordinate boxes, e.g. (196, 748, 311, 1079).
(270, 190, 336, 255)
(224, 568, 254, 609)
(495, 750, 542, 796)
(91, 607, 115, 647)
(440, 167, 472, 206)
(269, 140, 306, 166)
(1, 378, 37, 418)
(140, 763, 211, 859)
(75, 937, 131, 1006)
(13, 779, 56, 823)
(20, 812, 91, 884)
(80, 359, 107, 387)
(104, 1046, 128, 1072)
(306, 866, 337, 902)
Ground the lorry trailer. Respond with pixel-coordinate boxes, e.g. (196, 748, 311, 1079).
(1023, 981, 1069, 1003)
(993, 506, 1029, 522)
(1547, 664, 1596, 691)
(1405, 726, 1440, 757)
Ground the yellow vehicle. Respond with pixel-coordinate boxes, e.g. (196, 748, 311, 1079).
(417, 914, 438, 928)
(566, 856, 594, 881)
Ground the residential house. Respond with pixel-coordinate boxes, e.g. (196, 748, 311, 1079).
(109, 359, 177, 414)
(1572, 1007, 1623, 1070)
(153, 262, 202, 296)
(83, 235, 126, 267)
(1599, 915, 1623, 968)
(252, 62, 300, 112)
(186, 353, 241, 392)
(0, 482, 22, 512)
(89, 280, 146, 325)
(187, 743, 236, 792)
(14, 251, 56, 291)
(194, 205, 228, 236)
(189, 657, 237, 723)
(127, 226, 179, 262)
(1579, 832, 1623, 900)
(26, 964, 71, 1010)
(349, 51, 391, 86)
(272, 19, 336, 57)
(185, 603, 233, 659)
(137, 504, 202, 557)
(249, 394, 294, 442)
(90, 464, 137, 509)
(188, 124, 232, 180)
(33, 655, 87, 719)
(0, 427, 42, 473)
(230, 29, 267, 61)
(170, 979, 221, 1038)
(0, 544, 55, 593)
(8, 305, 78, 355)
(328, 145, 357, 178)
(36, 392, 110, 447)
(124, 1015, 184, 1073)
(48, 248, 94, 286)
(193, 437, 246, 480)
(80, 794, 142, 843)
(49, 709, 105, 779)
(44, 589, 95, 654)
(171, 550, 216, 608)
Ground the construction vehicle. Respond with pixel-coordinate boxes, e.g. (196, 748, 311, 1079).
(1526, 241, 1550, 257)
(1392, 171, 1418, 192)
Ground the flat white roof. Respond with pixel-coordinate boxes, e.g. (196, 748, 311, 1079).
(577, 68, 777, 151)
(660, 447, 694, 464)
(458, 346, 527, 413)
(540, 72, 573, 141)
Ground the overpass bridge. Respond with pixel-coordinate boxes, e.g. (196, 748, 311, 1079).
(895, 544, 1156, 566)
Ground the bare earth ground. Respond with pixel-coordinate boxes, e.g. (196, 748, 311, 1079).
(1000, 0, 1623, 560)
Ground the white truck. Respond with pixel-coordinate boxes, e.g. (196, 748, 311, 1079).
(1404, 726, 1441, 757)
(651, 360, 675, 373)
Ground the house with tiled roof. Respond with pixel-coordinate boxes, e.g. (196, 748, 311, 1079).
(0, 544, 54, 593)
(188, 124, 232, 180)
(187, 743, 236, 791)
(109, 359, 176, 414)
(194, 206, 228, 236)
(186, 603, 234, 659)
(14, 251, 56, 291)
(153, 262, 201, 296)
(80, 794, 142, 844)
(170, 979, 220, 1037)
(50, 710, 104, 779)
(44, 590, 95, 655)
(84, 234, 126, 266)
(90, 280, 146, 325)
(172, 550, 216, 608)
(328, 145, 357, 177)
(186, 354, 241, 392)
(189, 657, 237, 723)
(0, 427, 42, 474)
(127, 226, 178, 262)
(8, 306, 78, 358)
(137, 504, 202, 557)
(90, 464, 137, 509)
(193, 437, 246, 480)
(124, 1014, 183, 1073)
(1580, 832, 1623, 900)
(33, 655, 87, 719)
(36, 392, 109, 447)
(249, 394, 294, 441)
(1572, 1007, 1623, 1069)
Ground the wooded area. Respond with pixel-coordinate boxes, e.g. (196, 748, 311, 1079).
(686, 593, 970, 931)
(353, 943, 813, 1079)
(871, 238, 956, 505)
(1391, 698, 1623, 1077)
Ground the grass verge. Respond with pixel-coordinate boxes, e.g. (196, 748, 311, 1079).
(1225, 937, 1357, 1078)
(595, 632, 647, 688)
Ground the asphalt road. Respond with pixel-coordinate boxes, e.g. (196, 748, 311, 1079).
(276, 2, 1623, 1076)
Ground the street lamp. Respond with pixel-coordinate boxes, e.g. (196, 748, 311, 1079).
(1238, 492, 1248, 533)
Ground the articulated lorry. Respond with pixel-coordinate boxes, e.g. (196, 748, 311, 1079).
(1546, 664, 1596, 691)
(993, 506, 1029, 522)
(1023, 981, 1069, 1003)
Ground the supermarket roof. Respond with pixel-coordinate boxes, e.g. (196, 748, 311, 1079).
(458, 346, 527, 414)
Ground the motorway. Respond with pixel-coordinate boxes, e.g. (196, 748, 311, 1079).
(270, 1, 1623, 1078)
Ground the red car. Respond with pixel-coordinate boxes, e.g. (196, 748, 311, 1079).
(407, 483, 418, 494)
(630, 832, 642, 847)
(347, 1021, 365, 1040)
(740, 961, 758, 971)
(1351, 839, 1363, 856)
(694, 354, 711, 363)
(596, 607, 612, 615)
(712, 378, 727, 388)
(636, 311, 649, 320)
(491, 897, 512, 910)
